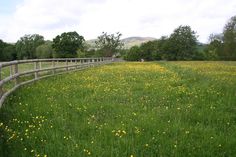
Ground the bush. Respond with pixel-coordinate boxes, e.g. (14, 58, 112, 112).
(124, 46, 141, 61)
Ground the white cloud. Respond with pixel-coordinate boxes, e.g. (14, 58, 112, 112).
(0, 0, 236, 42)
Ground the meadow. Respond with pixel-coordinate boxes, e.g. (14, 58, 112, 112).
(0, 62, 236, 157)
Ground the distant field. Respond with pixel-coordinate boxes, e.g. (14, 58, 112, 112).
(0, 62, 236, 157)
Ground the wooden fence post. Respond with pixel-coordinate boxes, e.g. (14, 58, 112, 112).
(75, 59, 78, 68)
(71, 59, 73, 70)
(34, 62, 39, 79)
(39, 62, 42, 69)
(10, 65, 13, 76)
(66, 59, 69, 71)
(14, 62, 19, 85)
(52, 60, 55, 75)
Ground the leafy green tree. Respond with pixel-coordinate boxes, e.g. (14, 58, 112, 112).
(125, 46, 141, 61)
(36, 41, 55, 58)
(95, 32, 124, 57)
(223, 15, 236, 60)
(139, 41, 157, 61)
(0, 40, 17, 61)
(2, 44, 17, 61)
(125, 37, 170, 61)
(203, 34, 223, 60)
(166, 25, 198, 60)
(125, 39, 167, 61)
(52, 32, 85, 58)
(0, 39, 7, 60)
(16, 34, 45, 59)
(150, 37, 169, 60)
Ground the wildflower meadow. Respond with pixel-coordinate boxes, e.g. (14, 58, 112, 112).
(0, 62, 236, 157)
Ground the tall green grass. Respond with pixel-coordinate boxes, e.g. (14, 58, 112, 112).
(0, 62, 236, 157)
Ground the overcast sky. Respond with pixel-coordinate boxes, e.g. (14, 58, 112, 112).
(0, 0, 236, 43)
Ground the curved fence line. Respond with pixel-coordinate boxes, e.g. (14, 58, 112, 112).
(0, 57, 112, 108)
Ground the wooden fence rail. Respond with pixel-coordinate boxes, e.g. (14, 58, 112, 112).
(0, 57, 112, 108)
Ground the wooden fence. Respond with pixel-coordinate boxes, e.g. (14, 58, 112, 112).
(0, 57, 112, 108)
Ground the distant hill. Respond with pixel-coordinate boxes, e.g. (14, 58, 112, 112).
(122, 37, 157, 49)
(86, 37, 157, 49)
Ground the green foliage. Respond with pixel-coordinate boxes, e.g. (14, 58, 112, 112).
(52, 32, 85, 58)
(223, 16, 236, 60)
(203, 35, 223, 60)
(139, 41, 157, 61)
(125, 38, 168, 61)
(95, 32, 124, 57)
(0, 39, 8, 60)
(204, 15, 236, 61)
(166, 25, 198, 60)
(2, 44, 17, 61)
(77, 49, 99, 58)
(0, 40, 17, 61)
(36, 42, 55, 59)
(152, 36, 169, 60)
(16, 34, 45, 59)
(124, 46, 141, 61)
(124, 26, 199, 61)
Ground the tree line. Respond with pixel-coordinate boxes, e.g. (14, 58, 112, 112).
(0, 15, 235, 61)
(125, 15, 236, 61)
(0, 31, 123, 61)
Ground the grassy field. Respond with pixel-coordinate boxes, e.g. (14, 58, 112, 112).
(0, 61, 76, 91)
(0, 62, 236, 157)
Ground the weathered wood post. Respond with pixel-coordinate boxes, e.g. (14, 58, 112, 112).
(88, 59, 90, 67)
(75, 59, 78, 69)
(92, 58, 95, 67)
(70, 59, 73, 70)
(10, 65, 13, 76)
(34, 61, 39, 79)
(39, 61, 42, 69)
(66, 59, 69, 71)
(52, 60, 56, 75)
(14, 62, 19, 85)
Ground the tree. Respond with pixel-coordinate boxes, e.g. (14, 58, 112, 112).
(16, 34, 45, 59)
(52, 31, 85, 58)
(0, 39, 7, 60)
(139, 41, 157, 61)
(125, 46, 141, 61)
(223, 15, 236, 60)
(0, 40, 17, 61)
(152, 36, 169, 60)
(95, 32, 124, 57)
(2, 44, 17, 61)
(36, 41, 55, 58)
(166, 25, 198, 60)
(203, 34, 223, 60)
